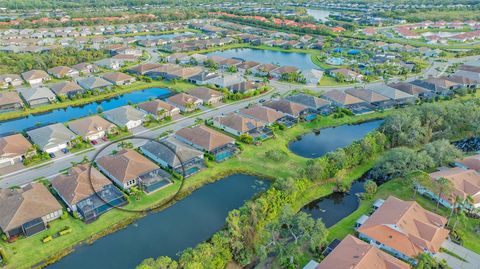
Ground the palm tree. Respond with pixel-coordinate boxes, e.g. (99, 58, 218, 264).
(432, 177, 454, 210)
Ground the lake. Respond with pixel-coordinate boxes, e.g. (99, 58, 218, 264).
(288, 120, 383, 158)
(46, 174, 269, 269)
(134, 31, 195, 41)
(306, 8, 332, 22)
(0, 87, 171, 135)
(302, 181, 364, 227)
(205, 48, 319, 71)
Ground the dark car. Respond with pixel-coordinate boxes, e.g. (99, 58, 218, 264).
(49, 152, 56, 158)
(259, 99, 266, 103)
(61, 148, 69, 154)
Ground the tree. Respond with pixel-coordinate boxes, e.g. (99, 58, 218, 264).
(431, 177, 454, 210)
(415, 253, 451, 269)
(239, 134, 254, 144)
(422, 139, 463, 167)
(363, 180, 377, 198)
(136, 256, 178, 269)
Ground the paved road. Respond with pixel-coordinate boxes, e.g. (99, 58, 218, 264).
(0, 54, 477, 188)
(435, 240, 480, 269)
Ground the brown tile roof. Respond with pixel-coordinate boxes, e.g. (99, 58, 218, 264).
(389, 82, 429, 96)
(167, 93, 202, 107)
(96, 149, 159, 184)
(323, 90, 365, 105)
(102, 72, 134, 83)
(47, 66, 74, 77)
(271, 65, 299, 75)
(457, 154, 480, 171)
(0, 133, 32, 158)
(316, 235, 410, 269)
(345, 88, 390, 103)
(138, 99, 178, 115)
(430, 167, 480, 205)
(127, 63, 162, 75)
(263, 99, 308, 117)
(0, 91, 23, 106)
(167, 66, 203, 79)
(176, 125, 234, 151)
(458, 64, 480, 73)
(239, 105, 285, 124)
(52, 164, 112, 205)
(0, 183, 62, 232)
(256, 63, 278, 72)
(21, 69, 49, 80)
(68, 115, 115, 138)
(49, 81, 83, 95)
(214, 114, 264, 133)
(237, 61, 260, 70)
(188, 87, 224, 102)
(358, 196, 449, 257)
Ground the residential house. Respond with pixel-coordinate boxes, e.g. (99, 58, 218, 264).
(409, 79, 452, 96)
(140, 137, 205, 177)
(0, 134, 33, 168)
(21, 70, 50, 85)
(285, 93, 331, 112)
(0, 183, 62, 238)
(228, 80, 262, 94)
(0, 91, 23, 112)
(137, 99, 180, 120)
(303, 69, 324, 85)
(163, 66, 203, 80)
(51, 164, 127, 221)
(187, 71, 221, 85)
(315, 235, 410, 269)
(425, 168, 480, 209)
(270, 65, 299, 79)
(456, 154, 480, 172)
(72, 62, 99, 75)
(237, 61, 260, 74)
(207, 74, 245, 89)
(357, 196, 449, 263)
(345, 88, 393, 108)
(367, 84, 416, 105)
(111, 54, 139, 62)
(77, 77, 113, 91)
(68, 115, 116, 141)
(388, 82, 431, 98)
(218, 58, 242, 70)
(166, 93, 203, 113)
(263, 99, 310, 118)
(445, 75, 479, 89)
(126, 63, 162, 75)
(238, 105, 285, 126)
(212, 113, 270, 140)
(95, 58, 123, 70)
(47, 66, 79, 79)
(49, 81, 84, 98)
(175, 125, 237, 162)
(322, 90, 367, 109)
(166, 53, 190, 64)
(26, 123, 77, 153)
(251, 63, 279, 77)
(188, 87, 224, 105)
(18, 86, 56, 106)
(0, 74, 23, 89)
(96, 149, 171, 193)
(102, 105, 146, 130)
(330, 68, 364, 82)
(102, 72, 136, 86)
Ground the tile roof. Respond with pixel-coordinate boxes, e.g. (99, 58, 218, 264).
(140, 137, 203, 168)
(263, 99, 309, 117)
(0, 134, 32, 158)
(102, 72, 134, 83)
(18, 86, 56, 102)
(316, 235, 410, 269)
(96, 149, 159, 184)
(388, 82, 429, 96)
(21, 69, 49, 81)
(166, 93, 202, 107)
(214, 113, 264, 133)
(322, 90, 365, 105)
(137, 99, 178, 115)
(430, 167, 480, 205)
(285, 93, 330, 109)
(175, 125, 234, 151)
(0, 91, 23, 106)
(345, 88, 391, 103)
(457, 154, 480, 171)
(239, 104, 285, 124)
(49, 81, 83, 95)
(358, 196, 449, 257)
(188, 87, 224, 102)
(0, 183, 62, 232)
(68, 115, 115, 138)
(26, 123, 76, 150)
(52, 164, 112, 205)
(102, 105, 146, 126)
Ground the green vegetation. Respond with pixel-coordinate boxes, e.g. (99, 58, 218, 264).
(0, 47, 107, 74)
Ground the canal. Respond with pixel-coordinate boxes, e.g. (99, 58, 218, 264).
(46, 174, 269, 269)
(0, 87, 171, 135)
(288, 120, 383, 158)
(205, 48, 319, 71)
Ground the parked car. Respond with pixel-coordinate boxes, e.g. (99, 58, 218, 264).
(49, 152, 56, 158)
(91, 140, 98, 145)
(259, 99, 266, 103)
(61, 148, 69, 154)
(102, 137, 108, 142)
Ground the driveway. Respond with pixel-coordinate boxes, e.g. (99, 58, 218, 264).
(435, 240, 480, 269)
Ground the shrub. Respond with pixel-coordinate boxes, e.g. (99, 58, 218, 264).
(60, 211, 68, 220)
(265, 149, 288, 162)
(59, 227, 72, 236)
(42, 236, 53, 243)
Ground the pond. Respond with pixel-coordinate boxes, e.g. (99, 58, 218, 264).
(0, 87, 171, 135)
(46, 174, 269, 269)
(205, 48, 319, 71)
(306, 8, 332, 22)
(302, 181, 364, 227)
(288, 120, 383, 159)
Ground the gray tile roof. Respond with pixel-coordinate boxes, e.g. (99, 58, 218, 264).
(285, 93, 330, 109)
(140, 137, 203, 168)
(17, 87, 56, 102)
(77, 77, 113, 90)
(26, 123, 76, 151)
(102, 105, 146, 126)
